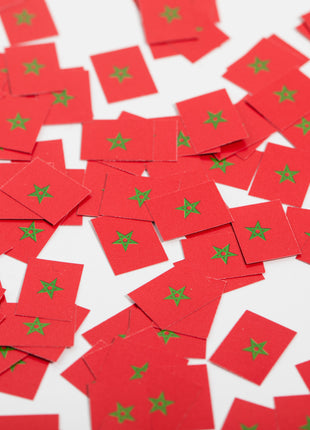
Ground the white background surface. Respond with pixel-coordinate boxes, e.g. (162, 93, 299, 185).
(0, 1, 310, 429)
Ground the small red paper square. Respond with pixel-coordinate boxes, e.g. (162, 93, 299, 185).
(0, 415, 59, 430)
(0, 347, 27, 376)
(249, 143, 310, 207)
(281, 113, 310, 152)
(4, 218, 57, 263)
(139, 0, 197, 44)
(247, 69, 310, 130)
(147, 180, 232, 240)
(274, 395, 310, 430)
(0, 0, 58, 44)
(6, 43, 62, 96)
(91, 46, 157, 103)
(296, 360, 310, 391)
(100, 173, 153, 221)
(210, 310, 296, 385)
(297, 23, 310, 41)
(32, 139, 66, 171)
(0, 95, 52, 153)
(177, 89, 248, 153)
(45, 68, 93, 125)
(129, 262, 224, 328)
(231, 200, 300, 263)
(1, 158, 90, 225)
(91, 216, 168, 275)
(201, 151, 262, 190)
(223, 37, 308, 94)
(182, 224, 265, 279)
(221, 398, 277, 430)
(15, 258, 84, 321)
(81, 119, 153, 161)
(286, 206, 310, 248)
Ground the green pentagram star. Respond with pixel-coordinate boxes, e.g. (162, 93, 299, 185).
(157, 330, 180, 344)
(211, 244, 237, 264)
(240, 425, 258, 430)
(113, 231, 138, 251)
(10, 360, 26, 372)
(294, 117, 310, 136)
(109, 402, 135, 423)
(305, 232, 310, 237)
(109, 66, 132, 83)
(243, 338, 269, 360)
(245, 221, 271, 241)
(0, 346, 14, 359)
(300, 416, 310, 430)
(248, 57, 270, 74)
(107, 132, 131, 150)
(28, 185, 53, 204)
(23, 317, 50, 335)
(23, 58, 45, 76)
(274, 85, 297, 103)
(176, 198, 200, 218)
(210, 156, 234, 173)
(15, 9, 35, 25)
(204, 111, 227, 129)
(38, 279, 63, 299)
(149, 392, 174, 415)
(19, 221, 44, 242)
(164, 286, 191, 306)
(52, 89, 74, 107)
(130, 363, 148, 380)
(7, 113, 30, 131)
(128, 188, 151, 207)
(177, 131, 191, 147)
(275, 164, 299, 184)
(160, 6, 181, 23)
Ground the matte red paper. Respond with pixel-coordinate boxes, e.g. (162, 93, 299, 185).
(210, 310, 296, 385)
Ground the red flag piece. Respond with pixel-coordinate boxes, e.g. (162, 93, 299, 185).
(91, 46, 157, 103)
(274, 395, 310, 430)
(223, 37, 308, 94)
(210, 310, 296, 385)
(139, 0, 197, 44)
(81, 119, 153, 161)
(182, 224, 265, 279)
(246, 69, 310, 130)
(17, 305, 89, 362)
(296, 360, 310, 391)
(0, 354, 49, 399)
(4, 219, 57, 263)
(61, 353, 96, 396)
(297, 23, 310, 41)
(177, 89, 248, 153)
(201, 151, 262, 190)
(281, 113, 310, 152)
(0, 302, 75, 348)
(0, 0, 58, 44)
(31, 139, 66, 171)
(15, 258, 84, 321)
(0, 346, 27, 376)
(286, 207, 310, 248)
(100, 173, 153, 221)
(5, 43, 63, 96)
(44, 68, 93, 125)
(0, 95, 52, 153)
(91, 216, 168, 275)
(221, 398, 277, 430)
(249, 143, 310, 207)
(231, 200, 300, 264)
(82, 304, 153, 347)
(147, 180, 232, 240)
(129, 262, 224, 329)
(1, 158, 90, 225)
(0, 415, 59, 430)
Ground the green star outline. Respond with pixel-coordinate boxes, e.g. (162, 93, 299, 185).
(245, 221, 271, 241)
(128, 187, 151, 207)
(275, 164, 299, 184)
(160, 6, 181, 23)
(164, 286, 191, 306)
(149, 392, 174, 415)
(294, 117, 310, 136)
(211, 244, 237, 264)
(248, 57, 270, 74)
(15, 9, 35, 25)
(176, 198, 200, 218)
(177, 131, 191, 147)
(243, 338, 269, 360)
(38, 278, 63, 299)
(107, 132, 131, 150)
(210, 156, 234, 173)
(204, 110, 227, 129)
(109, 66, 132, 83)
(109, 402, 135, 423)
(157, 330, 179, 344)
(28, 184, 53, 204)
(52, 89, 74, 107)
(23, 58, 45, 76)
(23, 317, 50, 335)
(130, 363, 149, 380)
(7, 113, 30, 131)
(112, 231, 138, 251)
(19, 221, 44, 242)
(274, 85, 297, 103)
